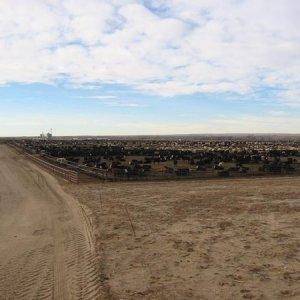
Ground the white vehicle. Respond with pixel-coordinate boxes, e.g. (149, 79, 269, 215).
(56, 158, 67, 164)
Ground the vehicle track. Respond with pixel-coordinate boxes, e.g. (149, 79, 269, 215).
(0, 145, 102, 299)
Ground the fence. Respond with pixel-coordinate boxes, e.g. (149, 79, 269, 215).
(25, 153, 79, 183)
(40, 154, 112, 180)
(8, 143, 79, 183)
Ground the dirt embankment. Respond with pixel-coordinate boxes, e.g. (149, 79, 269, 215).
(65, 176, 300, 299)
(0, 144, 103, 299)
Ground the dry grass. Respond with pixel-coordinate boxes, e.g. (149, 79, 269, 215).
(64, 176, 300, 299)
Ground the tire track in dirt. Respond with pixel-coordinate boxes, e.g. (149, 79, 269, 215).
(0, 145, 103, 299)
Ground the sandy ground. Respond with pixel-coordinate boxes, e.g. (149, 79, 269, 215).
(65, 176, 300, 300)
(0, 144, 102, 299)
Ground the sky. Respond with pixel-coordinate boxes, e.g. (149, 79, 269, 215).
(0, 0, 299, 136)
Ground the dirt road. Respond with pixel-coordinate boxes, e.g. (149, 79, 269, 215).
(0, 144, 102, 299)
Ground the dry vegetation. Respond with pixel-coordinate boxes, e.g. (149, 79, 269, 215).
(64, 176, 300, 299)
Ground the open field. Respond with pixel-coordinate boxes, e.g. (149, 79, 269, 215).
(0, 145, 102, 299)
(65, 176, 300, 299)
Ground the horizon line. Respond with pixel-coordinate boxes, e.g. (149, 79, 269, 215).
(1, 133, 300, 138)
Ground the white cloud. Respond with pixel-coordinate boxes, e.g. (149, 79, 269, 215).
(278, 89, 300, 107)
(77, 94, 146, 107)
(79, 95, 117, 99)
(0, 0, 299, 103)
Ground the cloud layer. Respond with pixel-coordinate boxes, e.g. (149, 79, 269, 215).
(0, 0, 299, 103)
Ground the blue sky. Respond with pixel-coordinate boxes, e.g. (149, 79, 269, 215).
(0, 0, 299, 136)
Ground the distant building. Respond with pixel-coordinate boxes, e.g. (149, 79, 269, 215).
(39, 129, 53, 140)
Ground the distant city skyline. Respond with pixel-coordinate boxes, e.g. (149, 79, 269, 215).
(0, 0, 299, 136)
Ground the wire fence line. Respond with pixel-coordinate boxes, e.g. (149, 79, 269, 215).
(8, 143, 79, 183)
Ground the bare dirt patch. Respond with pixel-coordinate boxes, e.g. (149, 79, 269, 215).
(64, 176, 300, 299)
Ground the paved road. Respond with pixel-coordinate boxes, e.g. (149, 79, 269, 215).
(0, 145, 101, 299)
